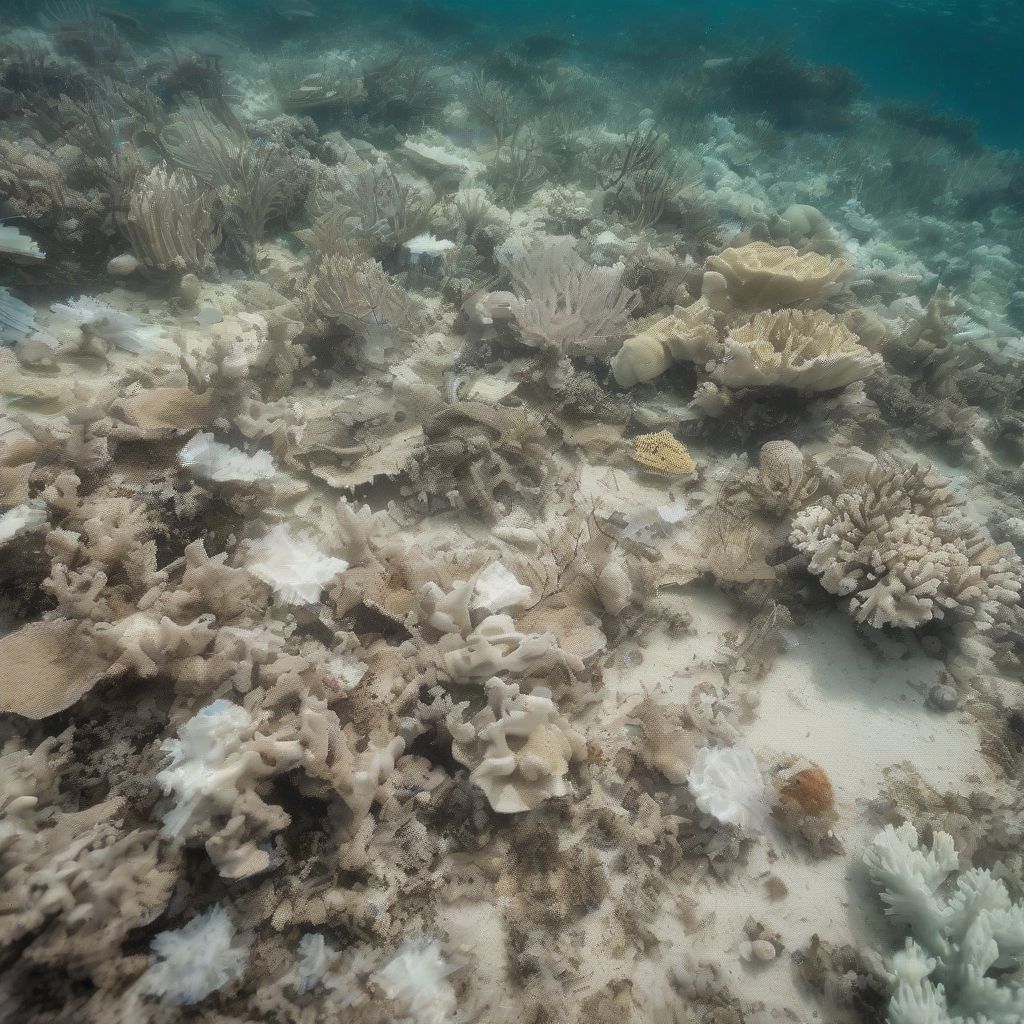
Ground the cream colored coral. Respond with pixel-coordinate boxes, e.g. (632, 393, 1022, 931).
(610, 299, 721, 387)
(791, 459, 1023, 629)
(447, 677, 586, 813)
(704, 242, 850, 309)
(711, 309, 881, 391)
(745, 440, 826, 516)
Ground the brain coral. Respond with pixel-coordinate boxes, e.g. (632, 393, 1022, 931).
(711, 309, 882, 391)
(790, 458, 1023, 629)
(704, 241, 850, 309)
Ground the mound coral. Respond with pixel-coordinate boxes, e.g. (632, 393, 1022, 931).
(790, 458, 1023, 629)
(629, 430, 696, 476)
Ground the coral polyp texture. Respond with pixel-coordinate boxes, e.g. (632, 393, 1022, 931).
(2, 3, 1024, 1023)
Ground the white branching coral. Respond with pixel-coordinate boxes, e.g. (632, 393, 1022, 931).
(178, 432, 276, 482)
(156, 700, 303, 876)
(790, 459, 1023, 629)
(710, 309, 882, 391)
(447, 677, 586, 813)
(864, 822, 1024, 1024)
(495, 234, 638, 356)
(687, 743, 773, 833)
(371, 937, 458, 1024)
(139, 905, 249, 1006)
(247, 523, 349, 605)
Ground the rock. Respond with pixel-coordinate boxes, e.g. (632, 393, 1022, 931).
(928, 682, 959, 712)
(107, 253, 139, 275)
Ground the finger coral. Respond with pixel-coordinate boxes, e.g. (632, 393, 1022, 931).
(790, 458, 1023, 629)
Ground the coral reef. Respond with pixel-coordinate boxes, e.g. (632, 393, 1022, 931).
(1, 6, 1024, 1023)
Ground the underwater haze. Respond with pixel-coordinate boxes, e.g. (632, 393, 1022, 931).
(3, 2, 1024, 1024)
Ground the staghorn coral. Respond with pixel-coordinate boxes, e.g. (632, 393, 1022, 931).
(1, 733, 178, 978)
(791, 457, 1024, 630)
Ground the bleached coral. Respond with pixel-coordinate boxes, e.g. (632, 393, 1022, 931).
(51, 296, 162, 354)
(0, 223, 45, 261)
(1, 287, 56, 350)
(247, 523, 349, 605)
(447, 677, 586, 813)
(472, 561, 534, 614)
(864, 822, 1024, 1024)
(371, 937, 458, 1024)
(610, 299, 722, 386)
(687, 743, 773, 833)
(178, 432, 276, 482)
(495, 234, 638, 357)
(295, 933, 334, 995)
(710, 309, 882, 391)
(139, 905, 249, 1006)
(790, 458, 1023, 629)
(703, 241, 850, 309)
(0, 502, 46, 544)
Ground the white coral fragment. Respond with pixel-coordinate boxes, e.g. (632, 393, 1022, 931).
(404, 233, 457, 261)
(1, 287, 56, 349)
(0, 503, 47, 544)
(157, 700, 261, 840)
(178, 433, 276, 482)
(294, 933, 333, 995)
(372, 937, 457, 1024)
(0, 224, 45, 261)
(472, 561, 534, 614)
(247, 523, 348, 605)
(687, 743, 772, 833)
(139, 905, 248, 1006)
(51, 296, 162, 353)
